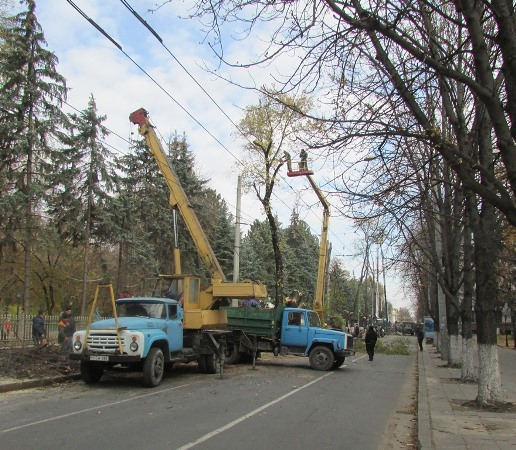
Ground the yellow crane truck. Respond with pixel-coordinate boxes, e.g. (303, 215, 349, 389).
(69, 108, 268, 387)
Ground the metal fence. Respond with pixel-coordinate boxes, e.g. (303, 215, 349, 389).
(0, 314, 93, 344)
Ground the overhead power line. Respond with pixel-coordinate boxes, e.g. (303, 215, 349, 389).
(64, 0, 345, 249)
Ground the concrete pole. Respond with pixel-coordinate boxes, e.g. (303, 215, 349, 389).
(233, 175, 242, 283)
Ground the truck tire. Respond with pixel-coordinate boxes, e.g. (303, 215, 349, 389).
(198, 355, 206, 373)
(80, 360, 103, 384)
(200, 353, 217, 374)
(143, 347, 164, 387)
(333, 356, 345, 369)
(225, 343, 241, 365)
(309, 346, 335, 371)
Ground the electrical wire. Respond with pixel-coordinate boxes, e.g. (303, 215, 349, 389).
(64, 0, 347, 250)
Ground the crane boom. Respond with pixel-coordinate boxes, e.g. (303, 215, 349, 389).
(306, 175, 330, 323)
(287, 163, 330, 323)
(129, 108, 226, 282)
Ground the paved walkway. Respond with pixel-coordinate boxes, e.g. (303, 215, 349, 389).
(417, 343, 516, 449)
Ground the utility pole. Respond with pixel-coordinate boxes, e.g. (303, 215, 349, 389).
(233, 176, 242, 283)
(376, 244, 380, 319)
(381, 245, 388, 323)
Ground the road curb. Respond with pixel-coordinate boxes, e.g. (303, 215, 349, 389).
(0, 374, 81, 393)
(417, 349, 433, 449)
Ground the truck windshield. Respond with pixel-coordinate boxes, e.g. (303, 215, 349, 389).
(307, 311, 321, 327)
(117, 302, 165, 319)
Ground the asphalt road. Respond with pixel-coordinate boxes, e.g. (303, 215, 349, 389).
(0, 350, 415, 450)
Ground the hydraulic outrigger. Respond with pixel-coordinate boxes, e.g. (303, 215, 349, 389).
(287, 158, 330, 324)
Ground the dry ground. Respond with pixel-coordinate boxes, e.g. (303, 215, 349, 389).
(0, 343, 80, 380)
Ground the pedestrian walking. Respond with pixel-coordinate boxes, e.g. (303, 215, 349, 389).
(415, 325, 424, 351)
(364, 325, 378, 361)
(32, 308, 47, 348)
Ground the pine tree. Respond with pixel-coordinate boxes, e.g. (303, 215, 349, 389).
(113, 131, 234, 288)
(113, 141, 174, 284)
(240, 219, 276, 293)
(282, 212, 319, 306)
(0, 0, 67, 329)
(49, 95, 114, 315)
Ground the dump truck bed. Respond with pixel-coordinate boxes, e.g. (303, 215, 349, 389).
(224, 305, 285, 338)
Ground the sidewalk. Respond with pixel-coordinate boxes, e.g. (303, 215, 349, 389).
(417, 343, 516, 449)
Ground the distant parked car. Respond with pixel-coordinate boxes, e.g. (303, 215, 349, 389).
(401, 322, 417, 335)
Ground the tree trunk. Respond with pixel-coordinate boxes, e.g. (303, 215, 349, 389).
(477, 343, 502, 404)
(472, 103, 503, 404)
(461, 193, 476, 381)
(80, 145, 96, 316)
(474, 201, 503, 404)
(435, 212, 449, 361)
(21, 102, 36, 338)
(264, 203, 283, 306)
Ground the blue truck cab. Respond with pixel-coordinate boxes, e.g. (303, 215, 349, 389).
(280, 308, 353, 369)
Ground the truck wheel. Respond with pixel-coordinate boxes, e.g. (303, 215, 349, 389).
(203, 353, 218, 374)
(143, 347, 164, 387)
(198, 355, 206, 373)
(309, 346, 335, 371)
(226, 343, 241, 365)
(333, 356, 345, 369)
(80, 361, 103, 384)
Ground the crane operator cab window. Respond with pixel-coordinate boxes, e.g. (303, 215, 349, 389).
(187, 278, 200, 306)
(288, 311, 305, 326)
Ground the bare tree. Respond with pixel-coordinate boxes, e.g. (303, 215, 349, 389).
(181, 0, 514, 404)
(237, 91, 315, 304)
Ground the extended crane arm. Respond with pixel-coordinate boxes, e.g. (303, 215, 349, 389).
(129, 108, 226, 282)
(307, 175, 330, 322)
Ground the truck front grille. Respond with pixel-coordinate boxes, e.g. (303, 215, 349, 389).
(87, 332, 125, 353)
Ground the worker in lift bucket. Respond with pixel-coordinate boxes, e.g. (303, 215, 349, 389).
(281, 151, 293, 172)
(299, 149, 308, 171)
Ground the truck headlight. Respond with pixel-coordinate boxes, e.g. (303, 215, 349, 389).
(130, 336, 139, 352)
(74, 338, 82, 351)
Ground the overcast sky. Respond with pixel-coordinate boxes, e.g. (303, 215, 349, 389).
(14, 0, 411, 312)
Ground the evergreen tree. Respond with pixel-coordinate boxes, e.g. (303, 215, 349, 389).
(49, 95, 115, 315)
(111, 143, 164, 293)
(240, 219, 276, 292)
(114, 131, 234, 288)
(198, 188, 234, 277)
(282, 212, 319, 307)
(0, 0, 67, 323)
(327, 259, 354, 324)
(113, 141, 174, 282)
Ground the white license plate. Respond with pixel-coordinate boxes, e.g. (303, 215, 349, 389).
(90, 355, 109, 361)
